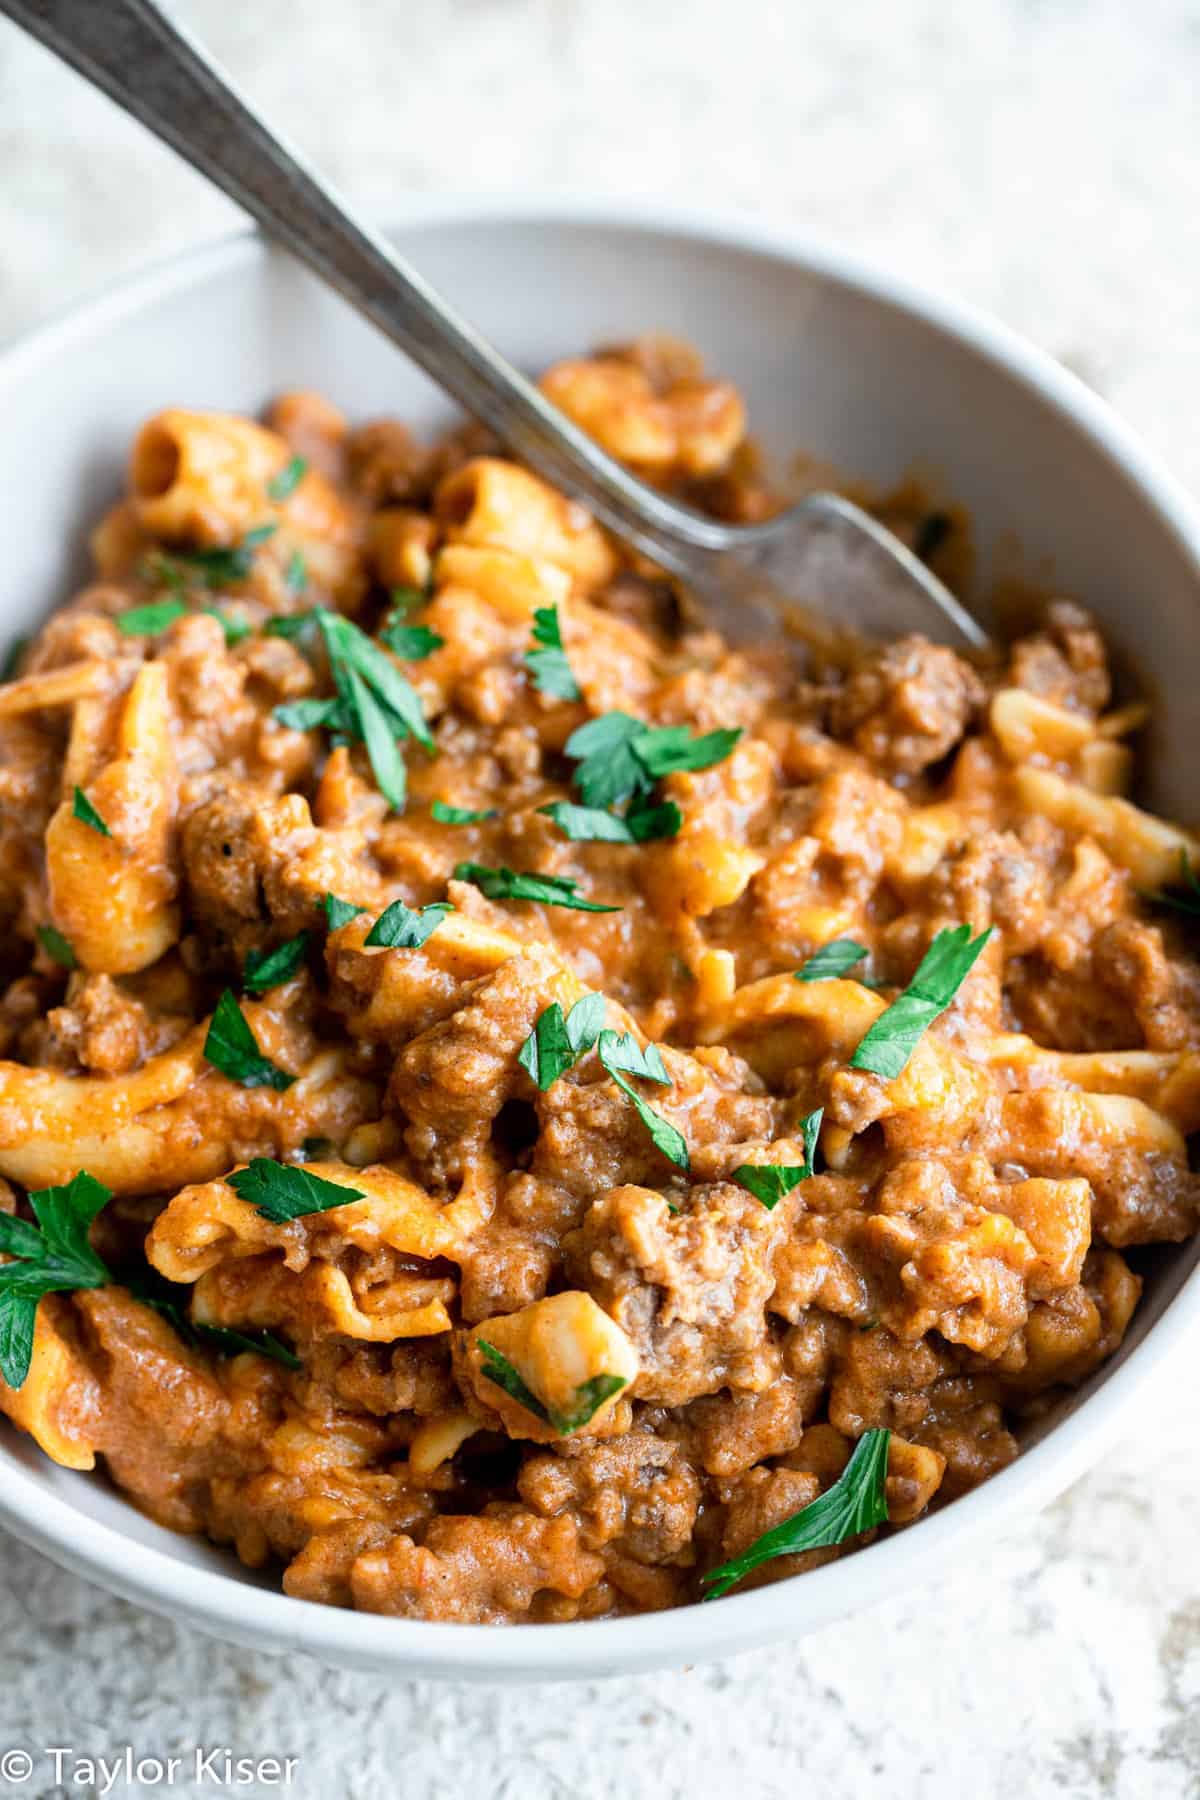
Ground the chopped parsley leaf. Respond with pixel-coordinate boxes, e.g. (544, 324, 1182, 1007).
(731, 1109, 823, 1209)
(849, 924, 992, 1080)
(702, 1428, 891, 1600)
(266, 455, 308, 501)
(453, 862, 620, 913)
(0, 1172, 112, 1388)
(517, 994, 607, 1090)
(797, 939, 869, 982)
(431, 800, 499, 825)
(72, 787, 111, 837)
(227, 1158, 364, 1224)
(203, 990, 294, 1090)
(242, 933, 310, 995)
(477, 1339, 626, 1436)
(117, 598, 188, 636)
(524, 605, 581, 701)
(36, 925, 76, 970)
(597, 1029, 688, 1170)
(323, 893, 366, 930)
(363, 898, 453, 950)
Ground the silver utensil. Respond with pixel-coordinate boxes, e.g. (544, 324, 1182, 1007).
(2, 0, 988, 656)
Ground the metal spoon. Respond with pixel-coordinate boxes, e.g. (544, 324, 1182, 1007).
(3, 0, 988, 656)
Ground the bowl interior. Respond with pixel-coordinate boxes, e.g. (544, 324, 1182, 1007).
(1, 202, 1199, 1675)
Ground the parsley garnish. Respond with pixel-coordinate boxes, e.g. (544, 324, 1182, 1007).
(1148, 848, 1200, 917)
(285, 551, 308, 594)
(363, 899, 453, 949)
(36, 925, 76, 970)
(191, 1321, 301, 1368)
(517, 994, 607, 1090)
(0, 1172, 112, 1387)
(477, 1339, 626, 1436)
(1, 637, 28, 682)
(797, 939, 869, 982)
(431, 800, 499, 825)
(701, 1428, 891, 1600)
(731, 1109, 823, 1209)
(524, 605, 581, 701)
(379, 607, 443, 660)
(72, 787, 111, 837)
(206, 607, 253, 647)
(561, 710, 735, 840)
(131, 1269, 301, 1370)
(538, 799, 682, 844)
(597, 1029, 689, 1170)
(243, 933, 309, 995)
(849, 924, 992, 1079)
(266, 455, 308, 501)
(265, 611, 317, 643)
(323, 893, 366, 930)
(273, 610, 434, 812)
(203, 990, 294, 1090)
(634, 724, 744, 780)
(117, 598, 188, 636)
(179, 522, 277, 588)
(453, 863, 620, 913)
(227, 1158, 364, 1224)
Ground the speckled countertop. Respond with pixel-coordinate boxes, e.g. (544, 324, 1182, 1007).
(1, 3, 1199, 1795)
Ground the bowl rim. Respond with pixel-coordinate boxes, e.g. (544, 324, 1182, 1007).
(3, 191, 1200, 1680)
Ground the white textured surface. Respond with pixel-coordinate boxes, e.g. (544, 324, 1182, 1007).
(1, 2, 1200, 1794)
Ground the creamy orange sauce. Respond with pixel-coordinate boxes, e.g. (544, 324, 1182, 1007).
(0, 338, 1194, 1623)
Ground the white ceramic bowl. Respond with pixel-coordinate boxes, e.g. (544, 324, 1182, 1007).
(2, 197, 1199, 1681)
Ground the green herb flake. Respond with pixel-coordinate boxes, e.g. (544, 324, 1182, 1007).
(276, 609, 436, 813)
(380, 620, 443, 661)
(266, 610, 317, 642)
(453, 862, 620, 914)
(173, 524, 277, 591)
(702, 1427, 891, 1600)
(131, 1269, 301, 1370)
(228, 1158, 364, 1224)
(363, 898, 453, 950)
(117, 598, 188, 636)
(194, 1321, 302, 1368)
(203, 990, 295, 1090)
(565, 712, 647, 809)
(732, 1109, 823, 1210)
(346, 664, 408, 811)
(36, 925, 76, 970)
(1148, 848, 1200, 917)
(323, 893, 367, 930)
(525, 605, 581, 701)
(538, 799, 682, 844)
(797, 939, 870, 982)
(517, 993, 606, 1091)
(285, 551, 308, 595)
(597, 1029, 688, 1170)
(72, 787, 111, 837)
(0, 1171, 113, 1388)
(266, 454, 308, 502)
(205, 607, 253, 647)
(242, 932, 310, 995)
(431, 800, 499, 825)
(1, 637, 28, 682)
(565, 711, 739, 813)
(632, 723, 743, 780)
(477, 1339, 626, 1436)
(849, 924, 993, 1080)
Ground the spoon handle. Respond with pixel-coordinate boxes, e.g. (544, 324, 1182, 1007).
(3, 0, 721, 564)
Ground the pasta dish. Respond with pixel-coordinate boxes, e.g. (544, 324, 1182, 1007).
(0, 338, 1194, 1622)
